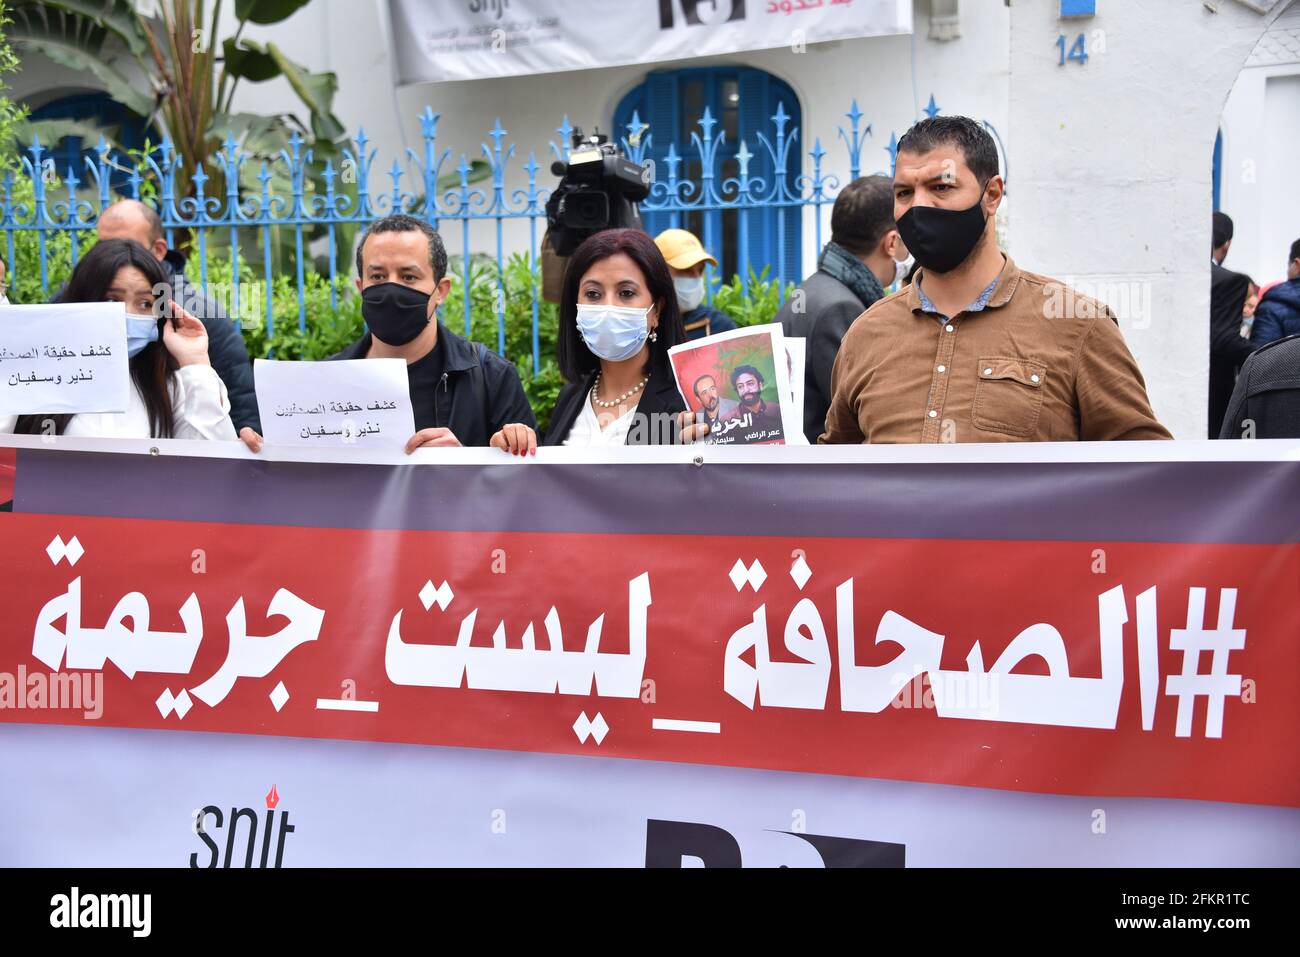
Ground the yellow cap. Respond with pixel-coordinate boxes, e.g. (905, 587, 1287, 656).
(654, 228, 718, 270)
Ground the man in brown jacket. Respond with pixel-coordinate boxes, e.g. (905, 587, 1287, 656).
(821, 116, 1170, 444)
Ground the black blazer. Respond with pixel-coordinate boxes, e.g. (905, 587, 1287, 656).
(1219, 333, 1300, 440)
(330, 323, 537, 446)
(543, 366, 686, 445)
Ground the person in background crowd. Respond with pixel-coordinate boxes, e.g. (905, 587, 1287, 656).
(822, 116, 1170, 444)
(777, 175, 910, 443)
(653, 228, 736, 341)
(1, 239, 236, 441)
(1241, 281, 1260, 339)
(95, 199, 260, 443)
(0, 256, 8, 304)
(491, 228, 703, 452)
(693, 373, 738, 433)
(1209, 211, 1256, 438)
(1249, 238, 1300, 347)
(332, 214, 535, 451)
(1220, 334, 1300, 439)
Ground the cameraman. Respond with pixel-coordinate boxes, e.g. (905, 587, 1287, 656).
(543, 127, 652, 303)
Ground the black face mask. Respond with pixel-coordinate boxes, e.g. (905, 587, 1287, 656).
(896, 196, 989, 274)
(362, 282, 433, 346)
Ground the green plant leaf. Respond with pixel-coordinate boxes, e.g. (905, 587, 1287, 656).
(9, 35, 152, 117)
(439, 159, 492, 190)
(14, 117, 126, 159)
(234, 0, 313, 26)
(221, 37, 280, 82)
(10, 0, 148, 57)
(220, 34, 343, 137)
(264, 42, 344, 143)
(404, 160, 494, 212)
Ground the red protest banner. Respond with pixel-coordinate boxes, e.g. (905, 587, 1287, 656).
(2, 500, 1295, 807)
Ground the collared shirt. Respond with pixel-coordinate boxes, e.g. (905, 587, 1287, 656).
(915, 274, 1000, 319)
(820, 255, 1172, 443)
(562, 389, 637, 447)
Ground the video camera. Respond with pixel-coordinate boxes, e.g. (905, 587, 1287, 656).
(544, 127, 652, 257)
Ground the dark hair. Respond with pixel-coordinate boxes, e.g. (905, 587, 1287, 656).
(556, 228, 685, 382)
(731, 364, 764, 391)
(830, 175, 896, 256)
(896, 116, 1000, 185)
(1212, 211, 1234, 251)
(1289, 237, 1300, 264)
(14, 239, 176, 438)
(692, 373, 715, 397)
(356, 214, 448, 282)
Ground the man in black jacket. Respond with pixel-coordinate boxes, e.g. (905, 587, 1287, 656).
(333, 214, 535, 450)
(1209, 211, 1256, 438)
(1219, 334, 1300, 440)
(776, 175, 909, 443)
(96, 200, 261, 442)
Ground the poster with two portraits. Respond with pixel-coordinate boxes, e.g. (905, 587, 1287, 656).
(669, 323, 807, 445)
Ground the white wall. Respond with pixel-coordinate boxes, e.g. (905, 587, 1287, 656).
(9, 0, 1294, 439)
(1219, 3, 1300, 287)
(214, 0, 1009, 280)
(1005, 0, 1292, 440)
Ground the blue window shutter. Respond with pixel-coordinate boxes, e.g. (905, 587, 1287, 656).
(1212, 129, 1222, 213)
(738, 70, 769, 283)
(615, 67, 803, 286)
(774, 82, 802, 287)
(643, 72, 679, 236)
(739, 70, 802, 288)
(29, 92, 160, 195)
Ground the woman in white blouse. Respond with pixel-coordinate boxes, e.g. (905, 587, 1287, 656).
(2, 239, 236, 442)
(490, 228, 707, 453)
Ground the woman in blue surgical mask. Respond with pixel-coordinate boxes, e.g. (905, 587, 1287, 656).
(490, 228, 705, 452)
(1, 239, 236, 441)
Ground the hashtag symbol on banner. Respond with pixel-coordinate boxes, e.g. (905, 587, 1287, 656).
(728, 559, 766, 592)
(1165, 588, 1245, 739)
(45, 535, 85, 567)
(572, 711, 608, 745)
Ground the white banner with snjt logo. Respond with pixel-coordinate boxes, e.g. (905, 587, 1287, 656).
(1, 723, 1295, 867)
(386, 0, 913, 85)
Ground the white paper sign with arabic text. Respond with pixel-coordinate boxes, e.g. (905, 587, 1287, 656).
(0, 303, 130, 415)
(255, 357, 416, 449)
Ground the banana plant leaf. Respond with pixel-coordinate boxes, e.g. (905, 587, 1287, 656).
(234, 0, 313, 25)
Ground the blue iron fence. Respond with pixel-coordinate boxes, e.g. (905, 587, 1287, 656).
(1, 97, 1005, 372)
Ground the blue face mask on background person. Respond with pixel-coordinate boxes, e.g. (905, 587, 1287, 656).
(126, 314, 161, 358)
(673, 276, 704, 313)
(575, 303, 651, 362)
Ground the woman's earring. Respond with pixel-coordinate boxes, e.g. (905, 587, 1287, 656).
(649, 330, 658, 342)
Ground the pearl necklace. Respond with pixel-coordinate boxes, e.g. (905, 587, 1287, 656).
(592, 370, 648, 409)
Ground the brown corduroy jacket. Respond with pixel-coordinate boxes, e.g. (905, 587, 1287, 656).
(820, 256, 1172, 444)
